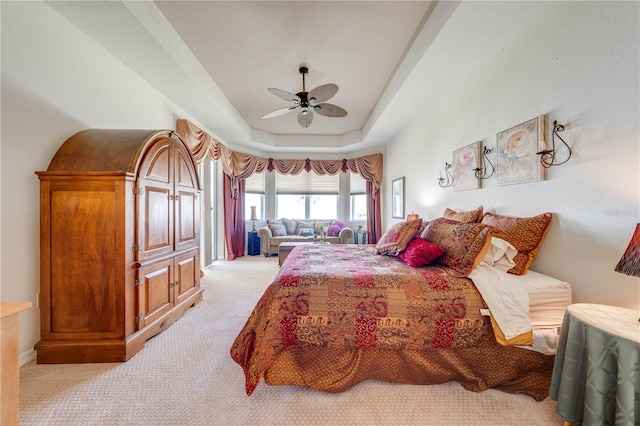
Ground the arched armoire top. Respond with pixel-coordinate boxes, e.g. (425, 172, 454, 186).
(45, 129, 201, 190)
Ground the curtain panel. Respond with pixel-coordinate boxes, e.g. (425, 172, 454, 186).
(176, 119, 384, 258)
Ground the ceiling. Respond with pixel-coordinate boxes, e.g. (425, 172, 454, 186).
(47, 1, 461, 154)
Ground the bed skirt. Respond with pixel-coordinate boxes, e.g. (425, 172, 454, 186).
(264, 345, 554, 401)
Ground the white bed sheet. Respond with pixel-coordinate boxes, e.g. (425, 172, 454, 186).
(521, 269, 572, 328)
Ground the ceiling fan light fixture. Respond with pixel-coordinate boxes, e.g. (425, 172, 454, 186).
(263, 66, 347, 128)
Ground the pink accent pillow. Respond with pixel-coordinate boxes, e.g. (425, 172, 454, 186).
(327, 220, 347, 237)
(398, 237, 445, 268)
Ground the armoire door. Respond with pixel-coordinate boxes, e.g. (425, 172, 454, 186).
(137, 138, 174, 260)
(174, 144, 200, 252)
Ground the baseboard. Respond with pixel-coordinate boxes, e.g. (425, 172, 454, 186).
(20, 348, 37, 366)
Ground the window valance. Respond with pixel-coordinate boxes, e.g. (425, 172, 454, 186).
(175, 119, 383, 197)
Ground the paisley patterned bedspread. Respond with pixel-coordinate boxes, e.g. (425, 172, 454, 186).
(231, 244, 495, 395)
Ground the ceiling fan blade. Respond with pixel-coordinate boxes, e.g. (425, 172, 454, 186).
(313, 103, 348, 118)
(308, 83, 338, 103)
(267, 87, 301, 103)
(263, 106, 298, 119)
(297, 109, 313, 128)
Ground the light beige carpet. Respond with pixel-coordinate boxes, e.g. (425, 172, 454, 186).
(20, 255, 564, 425)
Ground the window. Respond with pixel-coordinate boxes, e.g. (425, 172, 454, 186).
(244, 172, 264, 220)
(276, 172, 338, 219)
(350, 173, 367, 221)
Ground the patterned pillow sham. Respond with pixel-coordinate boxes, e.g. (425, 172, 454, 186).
(443, 206, 484, 223)
(421, 218, 494, 277)
(481, 212, 552, 275)
(375, 220, 422, 256)
(398, 237, 445, 268)
(267, 220, 287, 237)
(297, 227, 314, 237)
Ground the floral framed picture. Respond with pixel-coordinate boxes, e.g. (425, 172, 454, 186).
(452, 141, 481, 191)
(392, 177, 405, 219)
(496, 116, 546, 186)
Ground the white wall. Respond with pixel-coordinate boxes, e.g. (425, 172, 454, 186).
(0, 2, 197, 362)
(383, 2, 640, 308)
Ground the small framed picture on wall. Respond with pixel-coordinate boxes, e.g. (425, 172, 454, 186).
(496, 116, 546, 185)
(392, 177, 405, 219)
(452, 141, 482, 191)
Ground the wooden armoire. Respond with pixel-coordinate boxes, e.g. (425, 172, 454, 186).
(35, 129, 203, 363)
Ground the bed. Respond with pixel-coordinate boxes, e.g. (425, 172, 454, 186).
(230, 213, 571, 401)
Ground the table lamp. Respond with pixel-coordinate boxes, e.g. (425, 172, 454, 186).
(406, 212, 420, 221)
(250, 206, 258, 231)
(614, 223, 640, 321)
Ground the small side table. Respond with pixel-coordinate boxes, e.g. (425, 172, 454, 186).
(353, 229, 367, 244)
(247, 230, 260, 256)
(550, 303, 640, 426)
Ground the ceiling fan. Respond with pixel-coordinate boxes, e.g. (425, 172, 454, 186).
(263, 66, 347, 128)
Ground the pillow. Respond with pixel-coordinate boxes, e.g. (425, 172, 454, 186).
(398, 237, 445, 268)
(295, 220, 315, 234)
(314, 219, 333, 236)
(443, 206, 484, 223)
(375, 220, 422, 256)
(267, 220, 287, 237)
(280, 218, 298, 235)
(297, 227, 314, 237)
(481, 212, 552, 275)
(421, 218, 494, 277)
(481, 237, 517, 272)
(327, 220, 347, 237)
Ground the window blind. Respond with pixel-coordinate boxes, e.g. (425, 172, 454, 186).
(350, 173, 367, 194)
(276, 172, 339, 194)
(245, 172, 265, 193)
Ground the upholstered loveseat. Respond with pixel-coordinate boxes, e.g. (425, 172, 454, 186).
(257, 218, 354, 256)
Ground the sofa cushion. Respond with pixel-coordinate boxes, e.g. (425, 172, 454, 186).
(314, 220, 333, 235)
(280, 218, 298, 235)
(295, 220, 315, 234)
(297, 227, 314, 236)
(267, 220, 287, 237)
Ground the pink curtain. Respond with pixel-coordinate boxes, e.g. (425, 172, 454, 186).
(366, 180, 382, 243)
(223, 175, 246, 259)
(176, 119, 384, 257)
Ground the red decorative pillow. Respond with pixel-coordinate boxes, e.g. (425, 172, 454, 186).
(398, 237, 445, 267)
(375, 220, 422, 256)
(421, 218, 494, 277)
(481, 212, 552, 275)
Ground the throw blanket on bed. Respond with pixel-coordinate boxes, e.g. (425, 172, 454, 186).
(231, 244, 494, 395)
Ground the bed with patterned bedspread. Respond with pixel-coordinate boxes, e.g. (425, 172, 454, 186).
(230, 243, 556, 400)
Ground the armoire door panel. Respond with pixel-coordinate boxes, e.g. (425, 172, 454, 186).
(143, 143, 172, 183)
(175, 249, 199, 305)
(143, 186, 172, 254)
(137, 258, 174, 329)
(175, 190, 199, 251)
(49, 189, 118, 334)
(176, 148, 197, 189)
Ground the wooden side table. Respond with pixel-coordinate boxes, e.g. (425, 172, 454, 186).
(1, 302, 32, 426)
(550, 303, 640, 426)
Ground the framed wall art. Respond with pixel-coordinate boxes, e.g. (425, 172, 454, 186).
(392, 177, 405, 219)
(496, 116, 546, 186)
(452, 141, 482, 191)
